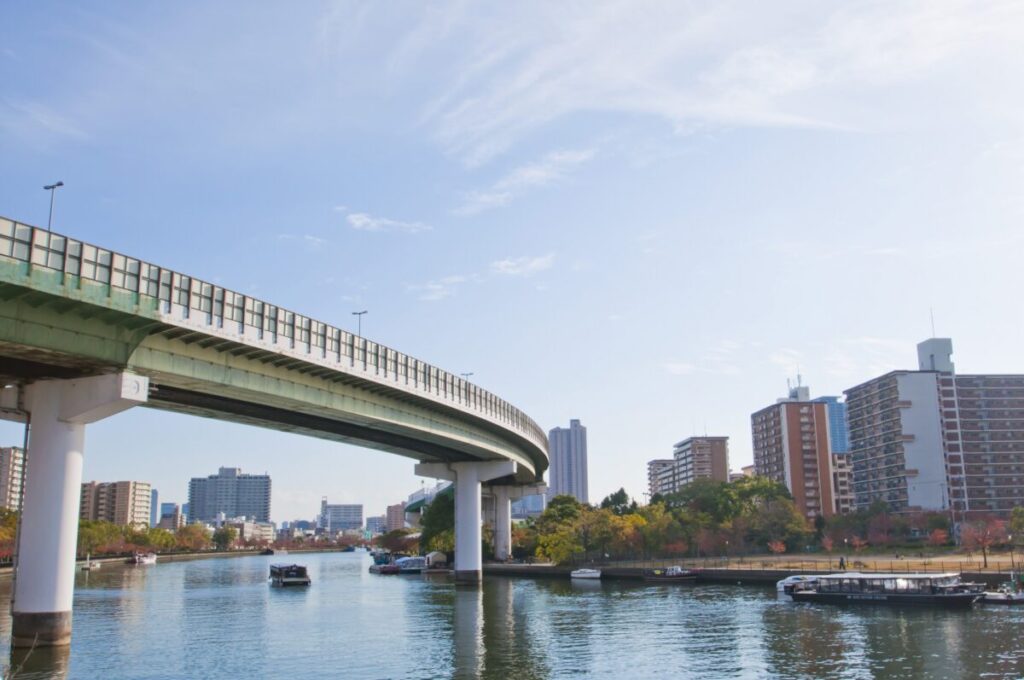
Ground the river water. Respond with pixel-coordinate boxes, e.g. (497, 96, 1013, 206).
(0, 551, 1022, 679)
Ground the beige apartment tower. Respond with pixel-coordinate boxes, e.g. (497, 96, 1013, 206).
(0, 446, 25, 512)
(672, 437, 729, 491)
(80, 481, 152, 527)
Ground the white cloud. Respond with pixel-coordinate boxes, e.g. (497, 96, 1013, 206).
(347, 212, 431, 233)
(456, 148, 595, 214)
(408, 274, 471, 301)
(358, 2, 1024, 164)
(0, 97, 89, 143)
(663, 362, 696, 376)
(490, 253, 554, 276)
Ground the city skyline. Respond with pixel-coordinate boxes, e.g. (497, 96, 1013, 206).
(2, 3, 1024, 521)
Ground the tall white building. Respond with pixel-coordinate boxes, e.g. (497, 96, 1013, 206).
(319, 499, 363, 531)
(188, 467, 271, 523)
(0, 446, 25, 512)
(546, 419, 589, 503)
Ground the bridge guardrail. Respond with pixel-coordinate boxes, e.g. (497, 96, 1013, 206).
(0, 217, 548, 460)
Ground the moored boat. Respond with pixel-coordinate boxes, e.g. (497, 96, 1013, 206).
(980, 575, 1024, 605)
(776, 574, 825, 600)
(270, 563, 311, 587)
(370, 564, 400, 575)
(81, 554, 101, 571)
(127, 552, 158, 565)
(790, 572, 983, 609)
(644, 566, 698, 583)
(395, 556, 426, 574)
(570, 568, 602, 580)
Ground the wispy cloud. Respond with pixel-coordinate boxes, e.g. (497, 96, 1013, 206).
(347, 211, 431, 234)
(0, 97, 89, 143)
(409, 251, 555, 302)
(665, 338, 747, 377)
(490, 253, 554, 276)
(663, 361, 697, 376)
(277, 233, 329, 250)
(355, 2, 1024, 164)
(455, 148, 595, 214)
(408, 274, 473, 301)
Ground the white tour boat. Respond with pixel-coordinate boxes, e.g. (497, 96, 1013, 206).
(570, 568, 602, 580)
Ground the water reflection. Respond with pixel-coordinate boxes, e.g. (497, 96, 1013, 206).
(8, 645, 69, 680)
(2, 557, 1024, 679)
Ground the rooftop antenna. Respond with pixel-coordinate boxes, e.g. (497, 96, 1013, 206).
(930, 307, 936, 337)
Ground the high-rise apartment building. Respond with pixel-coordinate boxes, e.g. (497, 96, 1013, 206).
(0, 446, 25, 512)
(546, 419, 589, 503)
(319, 499, 363, 531)
(752, 395, 836, 520)
(845, 338, 1024, 519)
(832, 455, 855, 515)
(187, 467, 271, 523)
(386, 502, 406, 532)
(80, 481, 153, 527)
(365, 515, 386, 534)
(647, 459, 675, 498)
(150, 489, 159, 527)
(671, 437, 729, 490)
(813, 396, 850, 454)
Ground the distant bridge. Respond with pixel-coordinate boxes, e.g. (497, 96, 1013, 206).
(0, 215, 547, 647)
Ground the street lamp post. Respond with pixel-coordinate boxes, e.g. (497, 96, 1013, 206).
(43, 181, 64, 230)
(460, 372, 474, 380)
(351, 310, 368, 337)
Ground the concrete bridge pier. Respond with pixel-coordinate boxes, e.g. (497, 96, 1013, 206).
(415, 461, 516, 583)
(11, 374, 148, 648)
(487, 483, 546, 562)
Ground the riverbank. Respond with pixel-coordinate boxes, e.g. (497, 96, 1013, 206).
(484, 557, 1018, 587)
(0, 546, 352, 575)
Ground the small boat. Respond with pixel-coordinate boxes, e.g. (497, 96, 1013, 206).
(370, 564, 400, 575)
(790, 572, 983, 609)
(270, 563, 311, 587)
(776, 574, 825, 600)
(981, 579, 1024, 605)
(127, 552, 158, 566)
(644, 566, 699, 583)
(340, 545, 356, 553)
(81, 554, 101, 571)
(395, 556, 426, 574)
(570, 568, 601, 580)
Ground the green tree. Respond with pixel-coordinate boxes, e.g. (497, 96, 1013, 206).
(1010, 507, 1024, 543)
(146, 528, 177, 552)
(600, 488, 638, 516)
(213, 526, 238, 551)
(420, 491, 455, 553)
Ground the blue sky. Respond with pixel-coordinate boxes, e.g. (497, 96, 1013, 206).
(2, 1, 1024, 522)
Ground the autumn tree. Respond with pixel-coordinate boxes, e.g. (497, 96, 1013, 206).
(928, 529, 949, 547)
(176, 524, 212, 551)
(962, 518, 1008, 568)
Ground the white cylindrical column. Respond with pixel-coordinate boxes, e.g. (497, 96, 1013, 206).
(454, 465, 482, 582)
(493, 487, 512, 562)
(13, 381, 86, 648)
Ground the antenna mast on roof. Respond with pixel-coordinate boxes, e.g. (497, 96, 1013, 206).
(930, 307, 937, 337)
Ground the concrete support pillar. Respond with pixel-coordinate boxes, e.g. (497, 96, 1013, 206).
(12, 374, 147, 648)
(492, 486, 511, 562)
(415, 460, 516, 583)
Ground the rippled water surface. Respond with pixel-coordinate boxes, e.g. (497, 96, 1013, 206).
(1, 552, 1022, 679)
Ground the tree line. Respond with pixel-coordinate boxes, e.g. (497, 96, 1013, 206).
(507, 478, 1024, 566)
